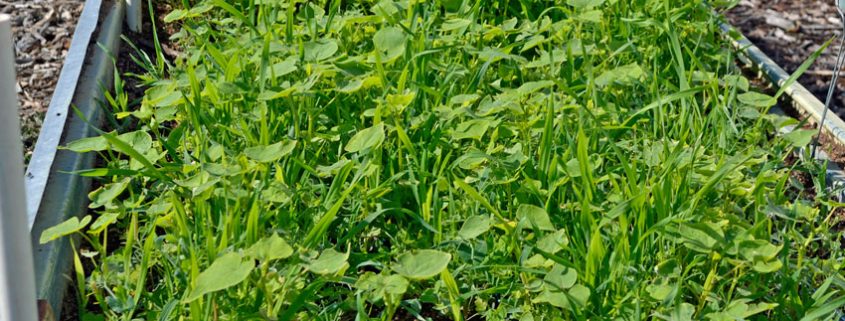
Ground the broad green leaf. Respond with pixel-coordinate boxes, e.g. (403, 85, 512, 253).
(89, 212, 119, 234)
(88, 178, 130, 208)
(516, 204, 555, 231)
(245, 139, 297, 163)
(751, 260, 783, 273)
(246, 234, 294, 262)
(533, 284, 590, 310)
(458, 215, 492, 239)
(337, 77, 365, 93)
(738, 239, 782, 261)
(264, 58, 298, 78)
(724, 75, 750, 91)
(452, 119, 492, 141)
(544, 264, 577, 290)
(783, 129, 817, 147)
(441, 18, 471, 32)
(656, 259, 680, 277)
(516, 81, 555, 96)
(706, 299, 778, 321)
(737, 92, 776, 108)
(392, 250, 452, 280)
(184, 252, 254, 302)
(40, 216, 92, 244)
(568, 0, 605, 9)
(671, 303, 696, 321)
(595, 63, 644, 87)
(537, 229, 569, 254)
(316, 158, 352, 177)
(65, 136, 108, 153)
(577, 10, 603, 23)
(373, 27, 407, 63)
(163, 9, 187, 22)
(449, 94, 480, 106)
(646, 283, 673, 301)
(355, 273, 409, 302)
(304, 40, 339, 61)
(673, 221, 725, 253)
(65, 131, 152, 153)
(306, 248, 349, 275)
(345, 123, 385, 153)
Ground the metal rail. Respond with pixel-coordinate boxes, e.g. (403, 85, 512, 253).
(0, 13, 39, 321)
(718, 21, 845, 200)
(23, 0, 126, 317)
(24, 0, 104, 229)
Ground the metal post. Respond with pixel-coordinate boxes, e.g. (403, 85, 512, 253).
(126, 0, 142, 32)
(0, 14, 39, 321)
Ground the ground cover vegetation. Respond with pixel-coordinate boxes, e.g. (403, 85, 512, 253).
(41, 0, 845, 319)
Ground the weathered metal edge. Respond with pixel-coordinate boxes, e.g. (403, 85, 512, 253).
(28, 1, 125, 316)
(24, 0, 104, 228)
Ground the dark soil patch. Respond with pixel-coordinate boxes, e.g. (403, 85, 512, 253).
(0, 0, 84, 163)
(726, 0, 845, 115)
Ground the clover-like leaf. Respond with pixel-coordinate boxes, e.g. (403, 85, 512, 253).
(516, 204, 555, 231)
(40, 216, 92, 244)
(783, 129, 817, 148)
(184, 252, 255, 302)
(452, 119, 493, 141)
(373, 27, 407, 63)
(246, 234, 294, 262)
(544, 264, 577, 291)
(355, 273, 409, 303)
(392, 250, 451, 280)
(737, 92, 776, 108)
(458, 215, 492, 240)
(345, 123, 385, 153)
(245, 139, 297, 163)
(306, 248, 349, 275)
(304, 40, 339, 61)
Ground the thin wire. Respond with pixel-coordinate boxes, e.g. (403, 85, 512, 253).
(813, 8, 845, 158)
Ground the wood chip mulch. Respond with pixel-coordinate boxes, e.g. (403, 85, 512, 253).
(726, 0, 845, 115)
(1, 0, 83, 162)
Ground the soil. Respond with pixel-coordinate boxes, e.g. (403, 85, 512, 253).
(726, 0, 845, 162)
(726, 0, 845, 113)
(0, 0, 84, 163)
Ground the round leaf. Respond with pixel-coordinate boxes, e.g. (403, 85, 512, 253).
(458, 215, 492, 240)
(345, 123, 385, 153)
(517, 204, 555, 231)
(246, 234, 294, 262)
(392, 250, 451, 280)
(304, 40, 339, 61)
(40, 216, 92, 244)
(184, 252, 255, 302)
(306, 248, 349, 275)
(245, 139, 297, 163)
(373, 27, 407, 63)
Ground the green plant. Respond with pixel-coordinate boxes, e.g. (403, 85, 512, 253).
(42, 0, 845, 320)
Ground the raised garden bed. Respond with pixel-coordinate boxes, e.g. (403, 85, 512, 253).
(24, 1, 845, 320)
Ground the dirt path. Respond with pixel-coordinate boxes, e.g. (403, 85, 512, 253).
(0, 0, 83, 163)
